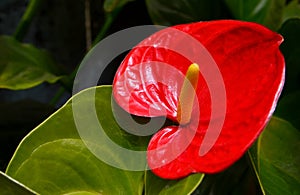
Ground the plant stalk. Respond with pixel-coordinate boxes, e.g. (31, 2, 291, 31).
(92, 7, 122, 46)
(85, 0, 92, 50)
(14, 0, 43, 41)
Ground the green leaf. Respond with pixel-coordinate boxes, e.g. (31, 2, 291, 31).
(224, 0, 285, 30)
(282, 0, 300, 23)
(0, 171, 36, 195)
(0, 36, 62, 90)
(145, 0, 230, 26)
(278, 18, 300, 95)
(103, 0, 134, 13)
(249, 117, 300, 195)
(6, 86, 146, 194)
(275, 91, 300, 130)
(145, 171, 204, 195)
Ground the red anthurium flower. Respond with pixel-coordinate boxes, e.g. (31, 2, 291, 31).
(112, 20, 285, 179)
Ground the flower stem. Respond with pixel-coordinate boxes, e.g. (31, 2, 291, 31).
(92, 7, 122, 46)
(177, 63, 200, 125)
(14, 0, 43, 41)
(49, 87, 66, 107)
(85, 0, 92, 50)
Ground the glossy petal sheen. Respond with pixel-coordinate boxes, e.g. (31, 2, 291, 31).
(113, 20, 285, 179)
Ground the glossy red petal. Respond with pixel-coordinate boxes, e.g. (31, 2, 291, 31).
(147, 126, 195, 179)
(113, 20, 285, 178)
(113, 48, 191, 121)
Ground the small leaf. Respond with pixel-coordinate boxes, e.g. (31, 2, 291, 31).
(0, 36, 63, 90)
(249, 117, 300, 195)
(282, 0, 300, 23)
(6, 86, 146, 194)
(103, 0, 134, 13)
(145, 171, 204, 195)
(278, 18, 300, 95)
(145, 0, 230, 26)
(0, 171, 36, 195)
(224, 0, 285, 30)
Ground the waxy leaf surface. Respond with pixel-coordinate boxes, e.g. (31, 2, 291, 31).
(145, 170, 204, 195)
(224, 0, 285, 30)
(6, 86, 203, 194)
(249, 117, 300, 195)
(0, 171, 36, 195)
(6, 86, 145, 194)
(0, 36, 62, 90)
(146, 0, 229, 26)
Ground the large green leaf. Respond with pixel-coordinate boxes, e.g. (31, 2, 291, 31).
(282, 0, 300, 23)
(278, 18, 300, 95)
(0, 171, 36, 195)
(275, 91, 300, 130)
(145, 171, 204, 195)
(0, 36, 62, 90)
(5, 86, 203, 194)
(6, 86, 146, 194)
(145, 0, 230, 26)
(249, 117, 300, 195)
(224, 0, 285, 30)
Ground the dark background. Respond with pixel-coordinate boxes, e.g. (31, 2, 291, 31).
(0, 0, 152, 171)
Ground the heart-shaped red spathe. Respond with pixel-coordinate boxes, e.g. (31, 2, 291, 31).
(112, 20, 285, 179)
